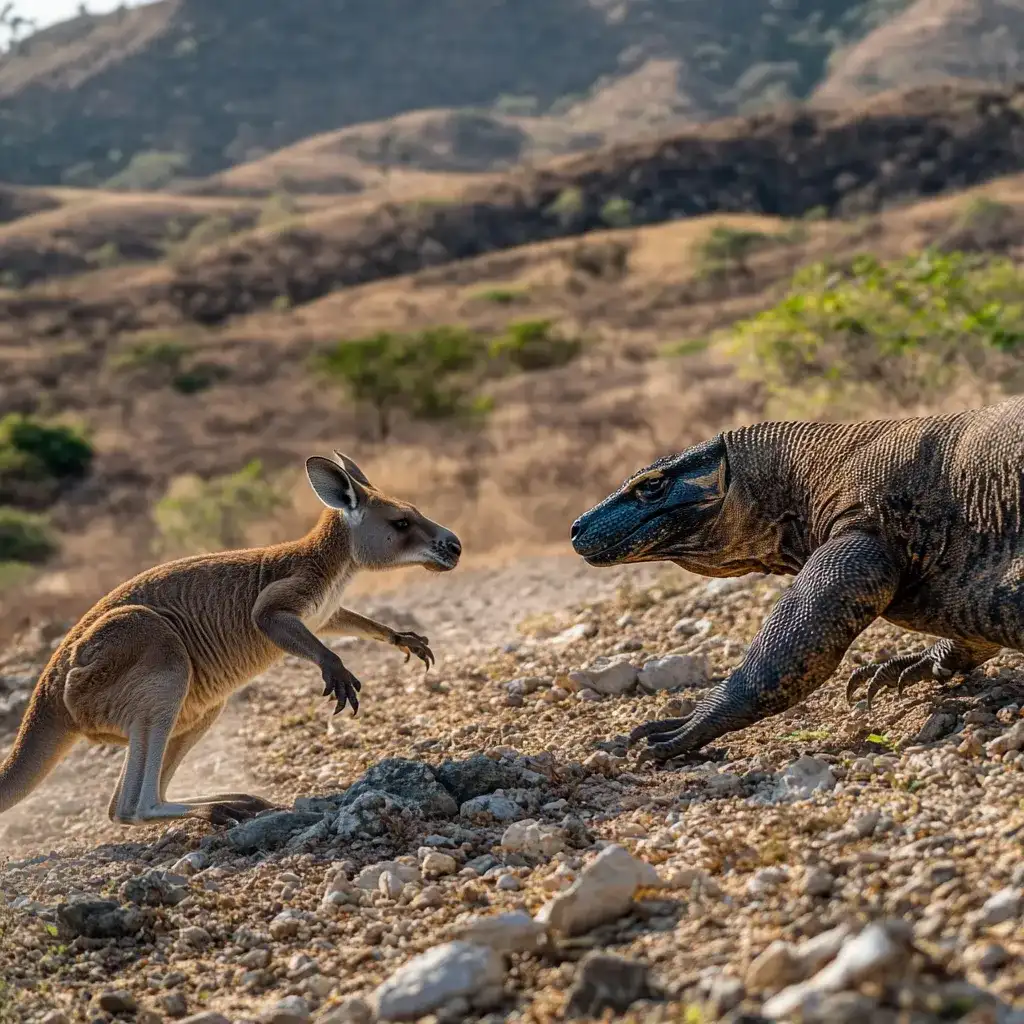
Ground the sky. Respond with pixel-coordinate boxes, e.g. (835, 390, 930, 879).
(28, 0, 157, 31)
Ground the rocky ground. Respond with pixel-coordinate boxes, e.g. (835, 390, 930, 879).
(1, 552, 1024, 1024)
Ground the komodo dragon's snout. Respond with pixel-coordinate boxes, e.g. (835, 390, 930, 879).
(570, 436, 733, 570)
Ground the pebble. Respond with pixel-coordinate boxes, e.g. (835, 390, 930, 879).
(966, 942, 1010, 972)
(179, 925, 212, 948)
(355, 861, 419, 890)
(372, 941, 505, 1021)
(170, 851, 209, 876)
(452, 910, 547, 953)
(536, 844, 662, 937)
(500, 819, 565, 857)
(179, 1014, 231, 1024)
(637, 653, 709, 692)
(550, 623, 598, 645)
(746, 866, 788, 897)
(987, 720, 1024, 755)
(460, 794, 523, 821)
(421, 851, 458, 877)
(260, 995, 311, 1024)
(567, 655, 639, 696)
(97, 990, 138, 1013)
(496, 874, 521, 891)
(746, 940, 800, 990)
(270, 910, 303, 939)
(803, 866, 834, 897)
(769, 755, 836, 802)
(566, 952, 658, 1017)
(378, 870, 404, 899)
(315, 998, 373, 1024)
(978, 887, 1022, 926)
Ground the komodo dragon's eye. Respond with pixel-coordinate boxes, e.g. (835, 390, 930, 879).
(633, 476, 667, 501)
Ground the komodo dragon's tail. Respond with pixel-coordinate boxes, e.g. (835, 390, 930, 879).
(0, 684, 77, 815)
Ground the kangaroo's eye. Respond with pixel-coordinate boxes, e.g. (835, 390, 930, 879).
(392, 518, 411, 532)
(634, 477, 667, 501)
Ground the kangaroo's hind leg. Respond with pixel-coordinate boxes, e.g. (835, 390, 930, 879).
(158, 701, 276, 815)
(65, 606, 264, 827)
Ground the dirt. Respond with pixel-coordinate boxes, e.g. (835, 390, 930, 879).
(1, 551, 1023, 1023)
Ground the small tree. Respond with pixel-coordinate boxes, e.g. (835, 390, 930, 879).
(697, 225, 775, 278)
(314, 327, 487, 439)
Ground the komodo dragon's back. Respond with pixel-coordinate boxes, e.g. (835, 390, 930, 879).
(570, 396, 1024, 762)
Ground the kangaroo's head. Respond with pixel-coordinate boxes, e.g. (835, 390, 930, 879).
(305, 451, 462, 573)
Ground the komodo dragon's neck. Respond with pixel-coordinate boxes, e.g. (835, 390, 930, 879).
(719, 417, 898, 574)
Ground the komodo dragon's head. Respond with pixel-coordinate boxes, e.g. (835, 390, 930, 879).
(570, 434, 760, 576)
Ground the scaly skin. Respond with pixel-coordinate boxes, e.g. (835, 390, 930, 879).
(570, 399, 1024, 762)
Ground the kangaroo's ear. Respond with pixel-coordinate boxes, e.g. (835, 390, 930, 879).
(332, 450, 371, 487)
(306, 456, 366, 512)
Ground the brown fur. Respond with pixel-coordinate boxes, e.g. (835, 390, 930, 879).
(0, 452, 460, 827)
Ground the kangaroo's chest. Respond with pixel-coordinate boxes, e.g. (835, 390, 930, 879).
(302, 568, 355, 631)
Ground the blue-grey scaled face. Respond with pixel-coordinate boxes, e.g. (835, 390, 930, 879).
(570, 436, 729, 567)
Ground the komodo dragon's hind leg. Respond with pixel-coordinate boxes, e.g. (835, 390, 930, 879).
(629, 532, 902, 764)
(845, 638, 1001, 711)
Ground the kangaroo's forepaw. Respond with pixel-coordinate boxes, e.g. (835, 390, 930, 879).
(393, 630, 434, 670)
(845, 641, 961, 711)
(322, 655, 363, 716)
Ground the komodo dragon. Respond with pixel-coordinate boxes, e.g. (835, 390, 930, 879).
(569, 397, 1024, 763)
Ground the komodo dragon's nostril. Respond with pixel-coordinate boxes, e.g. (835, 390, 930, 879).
(570, 518, 583, 543)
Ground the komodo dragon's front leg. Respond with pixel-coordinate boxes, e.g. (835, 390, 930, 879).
(631, 532, 902, 763)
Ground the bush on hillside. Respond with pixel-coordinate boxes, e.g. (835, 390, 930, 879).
(722, 249, 1024, 414)
(490, 319, 582, 371)
(153, 460, 287, 555)
(315, 326, 488, 439)
(0, 415, 93, 509)
(0, 508, 58, 564)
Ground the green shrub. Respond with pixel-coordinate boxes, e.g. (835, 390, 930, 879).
(474, 287, 525, 305)
(0, 508, 58, 564)
(723, 249, 1024, 414)
(546, 187, 585, 228)
(600, 196, 633, 230)
(0, 414, 92, 480)
(696, 225, 782, 278)
(171, 215, 236, 259)
(314, 326, 488, 439)
(110, 337, 190, 373)
(86, 241, 124, 268)
(154, 460, 286, 555)
(104, 149, 188, 191)
(490, 319, 582, 371)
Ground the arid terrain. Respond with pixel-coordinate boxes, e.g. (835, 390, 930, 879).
(3, 2, 1024, 1022)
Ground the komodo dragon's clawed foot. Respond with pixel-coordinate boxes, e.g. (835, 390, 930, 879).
(392, 631, 434, 670)
(628, 714, 699, 765)
(845, 640, 969, 711)
(192, 797, 274, 827)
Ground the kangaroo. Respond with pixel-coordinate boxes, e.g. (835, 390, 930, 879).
(0, 451, 461, 828)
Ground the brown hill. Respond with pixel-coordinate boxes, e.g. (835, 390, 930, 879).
(0, 0, 941, 189)
(817, 0, 1024, 102)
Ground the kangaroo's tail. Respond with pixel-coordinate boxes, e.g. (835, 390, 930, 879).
(0, 687, 77, 816)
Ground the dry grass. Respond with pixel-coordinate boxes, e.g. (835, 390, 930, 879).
(3, 160, 1024, 638)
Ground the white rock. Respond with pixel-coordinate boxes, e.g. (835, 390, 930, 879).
(170, 851, 208, 876)
(259, 995, 310, 1024)
(378, 870, 404, 900)
(794, 923, 853, 977)
(762, 922, 908, 1018)
(637, 654, 709, 692)
(316, 996, 373, 1024)
(803, 867, 834, 897)
(577, 689, 603, 702)
(850, 809, 880, 837)
(568, 656, 639, 696)
(372, 941, 504, 1021)
(550, 623, 597, 645)
(746, 867, 789, 898)
(269, 910, 303, 940)
(496, 874, 521, 892)
(421, 852, 458, 878)
(770, 755, 836, 803)
(323, 868, 353, 896)
(979, 887, 1022, 927)
(535, 844, 662, 937)
(671, 617, 712, 637)
(452, 911, 547, 954)
(355, 861, 420, 891)
(746, 940, 800, 990)
(500, 819, 565, 857)
(987, 720, 1024, 755)
(461, 794, 524, 822)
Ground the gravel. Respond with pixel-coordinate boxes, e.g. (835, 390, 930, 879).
(1, 559, 1022, 1021)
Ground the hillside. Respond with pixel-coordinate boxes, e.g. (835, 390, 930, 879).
(0, 0, 925, 188)
(817, 0, 1024, 102)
